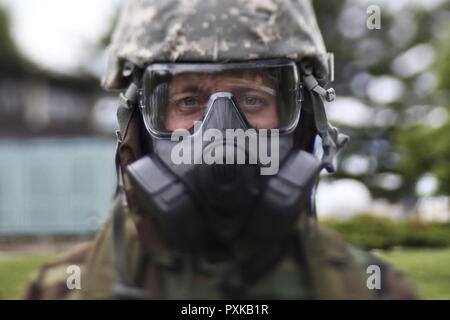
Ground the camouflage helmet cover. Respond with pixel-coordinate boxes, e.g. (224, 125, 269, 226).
(103, 0, 330, 90)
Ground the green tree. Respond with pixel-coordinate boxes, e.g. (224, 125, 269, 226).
(313, 0, 450, 203)
(396, 29, 450, 196)
(0, 5, 35, 75)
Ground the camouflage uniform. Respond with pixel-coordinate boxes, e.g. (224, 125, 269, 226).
(25, 0, 417, 300)
(25, 193, 416, 300)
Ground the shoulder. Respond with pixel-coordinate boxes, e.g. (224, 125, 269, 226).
(299, 222, 418, 299)
(346, 244, 418, 300)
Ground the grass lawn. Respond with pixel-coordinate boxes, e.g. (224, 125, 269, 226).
(0, 255, 54, 299)
(0, 248, 449, 299)
(375, 247, 450, 299)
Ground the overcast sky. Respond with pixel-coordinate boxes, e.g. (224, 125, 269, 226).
(0, 0, 444, 74)
(0, 0, 119, 73)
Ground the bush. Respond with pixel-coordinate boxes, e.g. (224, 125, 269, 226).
(323, 214, 450, 250)
(402, 220, 450, 248)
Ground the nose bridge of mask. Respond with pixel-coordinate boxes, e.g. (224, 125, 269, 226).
(200, 92, 248, 132)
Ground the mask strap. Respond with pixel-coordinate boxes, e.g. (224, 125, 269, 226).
(116, 82, 139, 142)
(114, 78, 140, 195)
(111, 192, 149, 299)
(299, 62, 349, 173)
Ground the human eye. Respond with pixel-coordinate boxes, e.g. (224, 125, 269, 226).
(242, 96, 263, 106)
(238, 94, 267, 111)
(177, 96, 199, 108)
(170, 94, 204, 114)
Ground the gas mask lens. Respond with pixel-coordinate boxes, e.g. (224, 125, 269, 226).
(140, 59, 301, 136)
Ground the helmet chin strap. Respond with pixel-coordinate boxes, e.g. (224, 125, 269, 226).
(113, 63, 143, 196)
(299, 61, 349, 173)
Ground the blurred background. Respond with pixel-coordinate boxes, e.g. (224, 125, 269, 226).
(0, 0, 449, 299)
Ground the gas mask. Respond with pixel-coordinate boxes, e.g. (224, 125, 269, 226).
(125, 59, 331, 252)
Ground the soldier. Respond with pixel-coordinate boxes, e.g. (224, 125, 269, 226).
(25, 0, 417, 299)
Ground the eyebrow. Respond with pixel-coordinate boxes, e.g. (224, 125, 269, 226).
(171, 81, 276, 96)
(170, 84, 208, 94)
(230, 85, 276, 96)
(177, 84, 201, 92)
